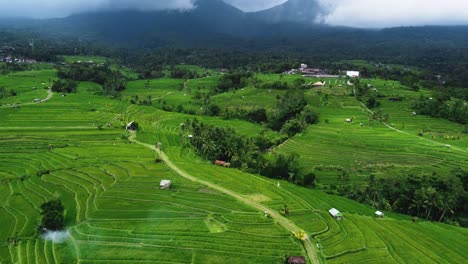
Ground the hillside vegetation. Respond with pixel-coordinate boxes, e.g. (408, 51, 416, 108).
(0, 62, 467, 264)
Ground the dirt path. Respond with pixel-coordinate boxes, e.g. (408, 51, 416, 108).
(129, 132, 320, 264)
(151, 92, 173, 101)
(360, 102, 467, 154)
(1, 89, 53, 108)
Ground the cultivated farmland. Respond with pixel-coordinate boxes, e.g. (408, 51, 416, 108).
(0, 67, 467, 264)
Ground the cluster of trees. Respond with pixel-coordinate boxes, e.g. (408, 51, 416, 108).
(351, 79, 382, 109)
(38, 199, 65, 232)
(170, 67, 199, 79)
(181, 119, 306, 181)
(0, 86, 17, 99)
(223, 108, 268, 124)
(337, 169, 467, 223)
(268, 89, 319, 137)
(58, 63, 127, 96)
(51, 79, 77, 93)
(259, 79, 305, 90)
(413, 94, 467, 125)
(215, 72, 252, 93)
(0, 62, 31, 74)
(129, 95, 152, 106)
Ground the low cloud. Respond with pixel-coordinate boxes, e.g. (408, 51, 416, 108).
(318, 0, 468, 28)
(41, 230, 71, 244)
(0, 0, 196, 18)
(224, 0, 287, 12)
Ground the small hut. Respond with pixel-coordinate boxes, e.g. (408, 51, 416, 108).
(375, 211, 384, 218)
(329, 208, 343, 220)
(160, 180, 172, 189)
(313, 81, 325, 87)
(288, 256, 306, 264)
(126, 121, 138, 131)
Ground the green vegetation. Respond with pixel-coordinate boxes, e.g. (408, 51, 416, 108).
(39, 200, 65, 231)
(0, 61, 466, 264)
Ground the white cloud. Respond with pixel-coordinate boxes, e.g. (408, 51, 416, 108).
(224, 0, 287, 12)
(0, 0, 196, 18)
(318, 0, 468, 28)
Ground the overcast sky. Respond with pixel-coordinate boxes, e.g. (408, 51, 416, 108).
(0, 0, 468, 28)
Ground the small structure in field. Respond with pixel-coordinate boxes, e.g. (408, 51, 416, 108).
(126, 121, 137, 131)
(375, 211, 384, 218)
(329, 208, 343, 220)
(313, 81, 325, 87)
(346, 71, 360, 78)
(345, 118, 352, 123)
(288, 256, 306, 264)
(214, 160, 231, 168)
(160, 180, 171, 189)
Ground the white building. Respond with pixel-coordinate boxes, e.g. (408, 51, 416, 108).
(329, 208, 343, 220)
(300, 63, 308, 70)
(160, 180, 172, 189)
(346, 71, 360, 78)
(375, 211, 384, 218)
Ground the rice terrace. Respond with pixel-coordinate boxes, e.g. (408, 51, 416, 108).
(1, 0, 468, 263)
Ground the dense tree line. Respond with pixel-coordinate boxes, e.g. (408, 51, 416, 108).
(336, 169, 467, 224)
(413, 94, 467, 125)
(181, 119, 308, 181)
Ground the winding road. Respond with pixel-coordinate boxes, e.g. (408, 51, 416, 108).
(1, 89, 53, 108)
(360, 102, 467, 154)
(129, 132, 320, 264)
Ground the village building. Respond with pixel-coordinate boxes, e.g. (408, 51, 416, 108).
(329, 208, 343, 220)
(160, 180, 172, 189)
(346, 71, 360, 78)
(375, 211, 384, 218)
(288, 256, 306, 264)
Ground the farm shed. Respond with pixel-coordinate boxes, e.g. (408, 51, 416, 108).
(375, 211, 384, 218)
(329, 208, 343, 220)
(288, 256, 306, 264)
(313, 81, 325, 87)
(126, 121, 137, 131)
(160, 180, 172, 189)
(346, 71, 360, 78)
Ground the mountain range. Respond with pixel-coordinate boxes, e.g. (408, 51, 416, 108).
(0, 0, 324, 46)
(1, 0, 468, 61)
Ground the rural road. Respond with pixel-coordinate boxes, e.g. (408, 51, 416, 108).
(0, 89, 53, 108)
(360, 102, 467, 154)
(129, 132, 320, 264)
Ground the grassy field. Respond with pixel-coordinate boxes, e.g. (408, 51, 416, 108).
(0, 69, 467, 263)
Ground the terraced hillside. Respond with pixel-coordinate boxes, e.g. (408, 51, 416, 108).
(0, 68, 467, 263)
